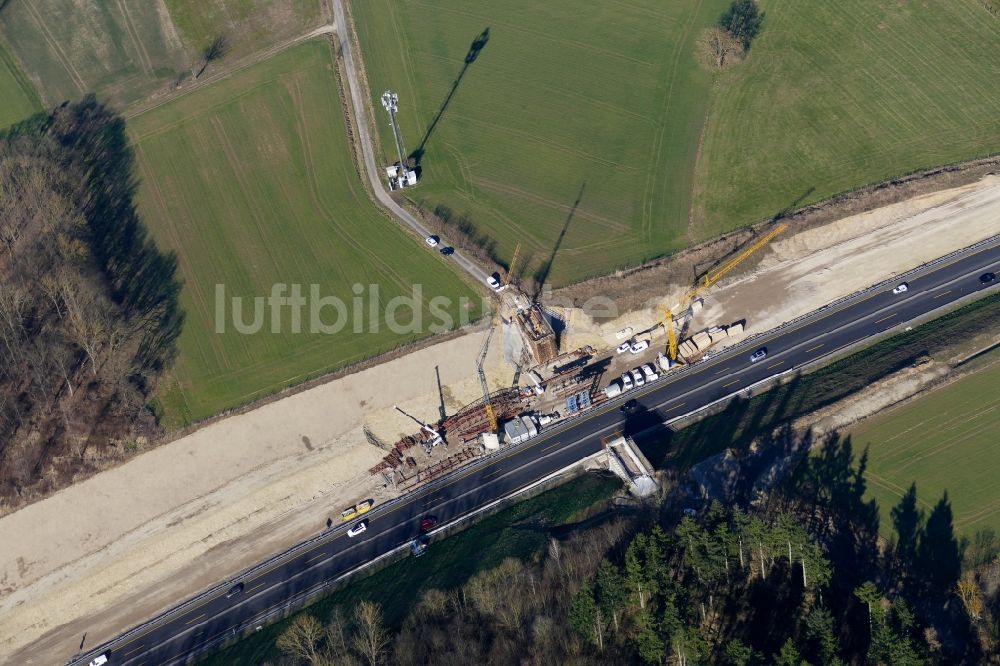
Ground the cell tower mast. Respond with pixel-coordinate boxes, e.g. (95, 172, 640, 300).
(381, 90, 408, 171)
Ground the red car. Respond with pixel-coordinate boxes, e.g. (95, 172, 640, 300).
(419, 516, 438, 532)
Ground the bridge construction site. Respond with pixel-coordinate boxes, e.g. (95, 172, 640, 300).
(367, 224, 789, 491)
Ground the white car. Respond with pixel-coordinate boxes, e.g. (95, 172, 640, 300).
(425, 235, 439, 247)
(486, 274, 502, 291)
(629, 340, 649, 354)
(89, 657, 108, 666)
(749, 348, 767, 363)
(641, 364, 658, 381)
(631, 369, 645, 387)
(892, 283, 908, 294)
(347, 520, 368, 537)
(616, 341, 631, 354)
(620, 372, 634, 390)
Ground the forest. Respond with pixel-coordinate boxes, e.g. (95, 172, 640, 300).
(265, 435, 998, 665)
(0, 97, 182, 512)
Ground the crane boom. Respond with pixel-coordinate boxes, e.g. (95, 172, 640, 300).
(477, 326, 498, 432)
(660, 306, 678, 361)
(665, 222, 787, 362)
(702, 222, 788, 289)
(504, 243, 521, 287)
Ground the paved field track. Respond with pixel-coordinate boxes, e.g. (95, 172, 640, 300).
(851, 360, 1000, 538)
(352, 0, 730, 286)
(0, 42, 41, 130)
(695, 0, 1000, 238)
(353, 0, 1000, 285)
(128, 40, 481, 426)
(0, 0, 321, 109)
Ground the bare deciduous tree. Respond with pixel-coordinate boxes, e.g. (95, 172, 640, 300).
(352, 600, 390, 666)
(276, 613, 325, 665)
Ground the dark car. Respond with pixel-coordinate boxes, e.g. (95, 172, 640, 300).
(226, 582, 245, 598)
(620, 399, 640, 414)
(981, 272, 996, 284)
(439, 246, 455, 256)
(420, 516, 438, 532)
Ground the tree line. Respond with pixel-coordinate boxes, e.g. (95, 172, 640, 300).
(0, 97, 182, 511)
(264, 431, 998, 665)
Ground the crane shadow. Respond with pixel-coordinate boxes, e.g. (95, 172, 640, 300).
(533, 182, 584, 299)
(410, 27, 489, 168)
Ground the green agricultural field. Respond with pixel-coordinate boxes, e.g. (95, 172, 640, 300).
(129, 40, 481, 426)
(353, 0, 1000, 285)
(0, 0, 190, 108)
(850, 361, 1000, 539)
(690, 0, 1000, 238)
(163, 0, 320, 62)
(0, 42, 41, 129)
(352, 0, 730, 286)
(0, 0, 320, 109)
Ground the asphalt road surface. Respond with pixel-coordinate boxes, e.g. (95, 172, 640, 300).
(70, 240, 1000, 666)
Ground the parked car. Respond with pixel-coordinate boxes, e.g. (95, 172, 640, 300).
(347, 520, 368, 537)
(439, 246, 454, 256)
(226, 582, 245, 599)
(749, 348, 768, 363)
(981, 272, 996, 284)
(892, 283, 908, 294)
(425, 235, 439, 247)
(616, 341, 632, 354)
(420, 516, 439, 532)
(487, 274, 503, 291)
(631, 368, 645, 387)
(621, 372, 634, 390)
(641, 364, 659, 382)
(629, 340, 649, 354)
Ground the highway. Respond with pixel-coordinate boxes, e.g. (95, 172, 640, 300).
(70, 240, 1000, 666)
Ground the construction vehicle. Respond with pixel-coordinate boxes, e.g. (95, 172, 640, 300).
(661, 222, 788, 362)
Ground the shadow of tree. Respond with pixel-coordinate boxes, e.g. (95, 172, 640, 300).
(409, 28, 489, 168)
(8, 96, 184, 373)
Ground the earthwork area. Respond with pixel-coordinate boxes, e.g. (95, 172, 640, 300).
(353, 0, 1000, 285)
(128, 40, 481, 425)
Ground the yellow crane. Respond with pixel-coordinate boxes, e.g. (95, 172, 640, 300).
(477, 243, 522, 434)
(660, 305, 678, 362)
(505, 242, 521, 288)
(662, 222, 788, 362)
